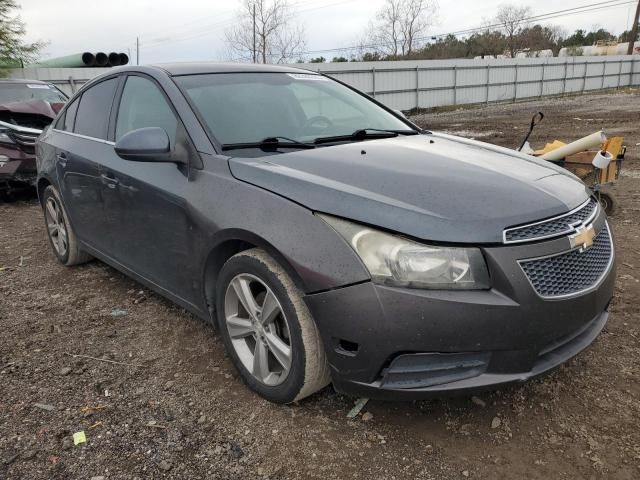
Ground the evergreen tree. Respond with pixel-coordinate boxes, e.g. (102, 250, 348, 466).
(0, 0, 43, 67)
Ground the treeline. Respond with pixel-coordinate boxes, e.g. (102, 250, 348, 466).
(307, 26, 636, 63)
(226, 0, 638, 64)
(403, 27, 634, 60)
(303, 1, 637, 63)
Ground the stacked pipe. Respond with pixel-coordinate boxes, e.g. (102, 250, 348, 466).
(31, 52, 130, 68)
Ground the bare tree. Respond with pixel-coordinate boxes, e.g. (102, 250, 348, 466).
(365, 0, 438, 57)
(495, 4, 532, 57)
(376, 0, 402, 56)
(225, 0, 305, 64)
(271, 22, 305, 63)
(400, 0, 436, 55)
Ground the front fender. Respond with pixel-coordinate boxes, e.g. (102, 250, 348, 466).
(195, 158, 370, 295)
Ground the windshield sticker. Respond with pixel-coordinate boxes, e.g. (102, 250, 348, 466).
(26, 84, 51, 89)
(287, 73, 329, 81)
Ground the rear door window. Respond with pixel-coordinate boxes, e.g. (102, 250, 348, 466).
(74, 78, 118, 140)
(115, 75, 177, 146)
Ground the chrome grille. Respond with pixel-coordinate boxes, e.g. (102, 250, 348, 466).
(504, 198, 598, 244)
(519, 224, 613, 298)
(9, 130, 40, 147)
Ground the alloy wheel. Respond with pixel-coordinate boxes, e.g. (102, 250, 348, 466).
(224, 273, 292, 386)
(44, 197, 68, 258)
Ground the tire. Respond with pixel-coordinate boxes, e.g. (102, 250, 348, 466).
(42, 185, 92, 266)
(216, 248, 331, 403)
(597, 191, 616, 216)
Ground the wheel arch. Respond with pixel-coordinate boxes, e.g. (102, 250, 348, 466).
(202, 228, 308, 324)
(36, 176, 52, 206)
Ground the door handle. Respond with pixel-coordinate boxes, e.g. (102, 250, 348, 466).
(56, 152, 67, 167)
(100, 173, 120, 189)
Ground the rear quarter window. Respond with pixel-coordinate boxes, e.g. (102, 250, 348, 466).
(74, 78, 118, 139)
(56, 96, 79, 131)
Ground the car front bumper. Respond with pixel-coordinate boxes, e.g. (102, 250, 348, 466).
(304, 219, 615, 400)
(0, 145, 37, 187)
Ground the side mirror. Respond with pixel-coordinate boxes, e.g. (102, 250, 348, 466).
(114, 127, 177, 162)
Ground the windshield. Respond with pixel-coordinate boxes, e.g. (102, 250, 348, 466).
(0, 83, 67, 104)
(175, 72, 412, 146)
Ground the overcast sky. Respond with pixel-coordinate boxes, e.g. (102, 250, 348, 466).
(18, 0, 639, 64)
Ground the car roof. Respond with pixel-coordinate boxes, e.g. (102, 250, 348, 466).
(79, 63, 323, 92)
(0, 78, 49, 85)
(149, 62, 317, 76)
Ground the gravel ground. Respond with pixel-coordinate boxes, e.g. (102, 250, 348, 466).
(1, 91, 639, 479)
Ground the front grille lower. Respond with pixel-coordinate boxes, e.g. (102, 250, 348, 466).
(504, 198, 598, 243)
(380, 352, 490, 389)
(519, 224, 613, 298)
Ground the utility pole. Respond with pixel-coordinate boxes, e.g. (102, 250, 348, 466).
(252, 3, 257, 63)
(136, 37, 140, 65)
(628, 0, 640, 54)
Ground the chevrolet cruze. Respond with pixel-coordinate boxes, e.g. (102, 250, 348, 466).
(36, 63, 615, 403)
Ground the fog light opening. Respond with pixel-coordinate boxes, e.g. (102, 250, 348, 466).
(336, 338, 359, 356)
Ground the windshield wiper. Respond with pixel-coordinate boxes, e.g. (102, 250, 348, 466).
(313, 128, 418, 145)
(221, 136, 315, 151)
(356, 128, 419, 136)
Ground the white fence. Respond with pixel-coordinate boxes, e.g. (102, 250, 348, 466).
(8, 55, 640, 111)
(302, 55, 640, 111)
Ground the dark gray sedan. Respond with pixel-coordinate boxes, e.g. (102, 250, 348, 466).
(35, 63, 615, 403)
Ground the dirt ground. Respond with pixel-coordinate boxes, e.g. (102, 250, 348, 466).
(1, 91, 639, 480)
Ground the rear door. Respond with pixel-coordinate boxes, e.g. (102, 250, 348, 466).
(56, 76, 120, 253)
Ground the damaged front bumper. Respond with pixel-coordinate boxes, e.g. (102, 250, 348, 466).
(304, 212, 615, 400)
(0, 120, 42, 192)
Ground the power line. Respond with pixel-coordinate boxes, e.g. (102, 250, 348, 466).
(296, 0, 636, 56)
(449, 1, 636, 38)
(235, 0, 635, 58)
(432, 0, 631, 39)
(137, 0, 636, 59)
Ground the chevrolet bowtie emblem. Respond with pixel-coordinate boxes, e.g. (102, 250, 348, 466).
(569, 225, 596, 251)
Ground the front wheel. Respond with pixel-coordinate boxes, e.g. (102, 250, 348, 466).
(216, 249, 330, 403)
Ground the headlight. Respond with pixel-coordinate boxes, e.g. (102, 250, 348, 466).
(319, 214, 490, 290)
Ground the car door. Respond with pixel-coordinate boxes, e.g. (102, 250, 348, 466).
(100, 74, 202, 305)
(56, 76, 120, 254)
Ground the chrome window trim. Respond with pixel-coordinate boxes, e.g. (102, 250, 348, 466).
(503, 197, 598, 244)
(517, 222, 614, 300)
(51, 128, 115, 146)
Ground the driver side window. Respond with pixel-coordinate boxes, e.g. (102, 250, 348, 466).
(116, 76, 178, 146)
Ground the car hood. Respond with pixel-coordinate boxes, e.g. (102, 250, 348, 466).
(228, 133, 591, 244)
(0, 99, 63, 119)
